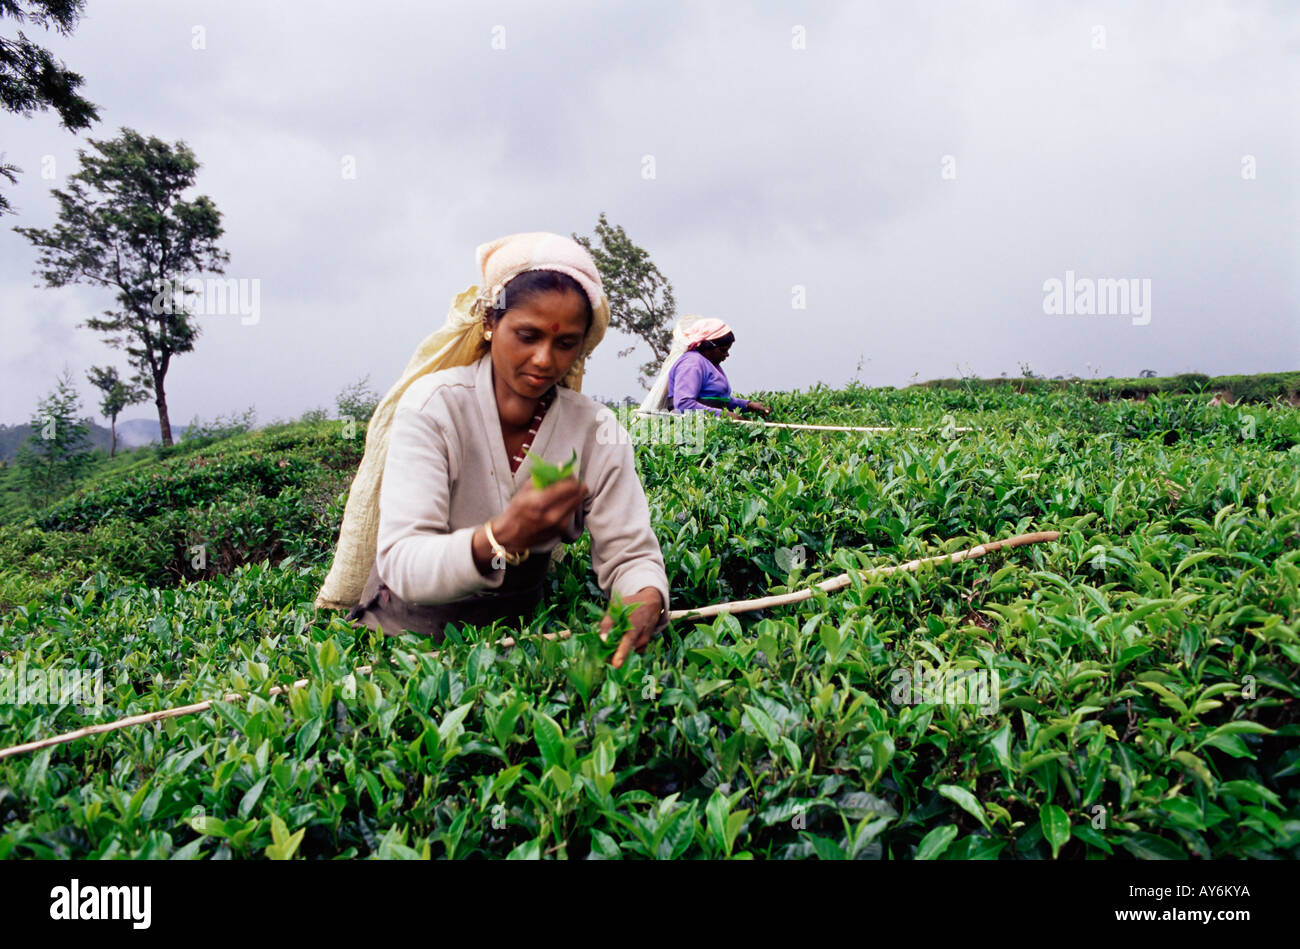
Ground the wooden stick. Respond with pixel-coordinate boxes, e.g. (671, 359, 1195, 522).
(668, 530, 1060, 620)
(0, 678, 316, 761)
(0, 631, 575, 761)
(724, 418, 975, 434)
(635, 409, 974, 434)
(0, 535, 1057, 760)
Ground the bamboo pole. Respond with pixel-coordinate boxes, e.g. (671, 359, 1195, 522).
(721, 417, 975, 434)
(0, 534, 1058, 760)
(0, 681, 312, 762)
(0, 631, 575, 761)
(635, 409, 974, 434)
(668, 530, 1060, 620)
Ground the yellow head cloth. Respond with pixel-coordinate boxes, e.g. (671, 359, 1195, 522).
(314, 234, 611, 611)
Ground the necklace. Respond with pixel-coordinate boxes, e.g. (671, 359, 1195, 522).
(507, 387, 555, 473)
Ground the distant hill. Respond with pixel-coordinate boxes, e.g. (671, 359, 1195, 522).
(0, 418, 189, 463)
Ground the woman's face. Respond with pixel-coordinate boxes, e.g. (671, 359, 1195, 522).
(489, 288, 589, 400)
(702, 339, 732, 366)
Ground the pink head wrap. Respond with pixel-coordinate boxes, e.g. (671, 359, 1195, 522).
(682, 317, 733, 349)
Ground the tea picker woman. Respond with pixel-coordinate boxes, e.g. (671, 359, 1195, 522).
(639, 316, 771, 418)
(314, 232, 670, 667)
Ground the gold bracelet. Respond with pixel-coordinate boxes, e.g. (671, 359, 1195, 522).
(483, 520, 529, 566)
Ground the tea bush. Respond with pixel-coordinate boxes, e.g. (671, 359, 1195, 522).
(918, 370, 1300, 404)
(0, 384, 1296, 859)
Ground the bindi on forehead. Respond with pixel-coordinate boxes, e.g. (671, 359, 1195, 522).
(551, 323, 559, 333)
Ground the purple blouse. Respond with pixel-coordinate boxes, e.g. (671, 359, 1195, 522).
(666, 350, 748, 415)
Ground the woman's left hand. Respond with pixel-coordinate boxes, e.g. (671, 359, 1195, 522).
(599, 586, 664, 668)
(746, 400, 772, 417)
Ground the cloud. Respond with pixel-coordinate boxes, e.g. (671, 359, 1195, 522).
(1, 0, 1296, 426)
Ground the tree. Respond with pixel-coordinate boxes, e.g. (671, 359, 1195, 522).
(86, 363, 148, 458)
(182, 405, 255, 446)
(14, 127, 230, 446)
(15, 366, 95, 508)
(1, 0, 101, 216)
(573, 213, 676, 388)
(336, 374, 379, 425)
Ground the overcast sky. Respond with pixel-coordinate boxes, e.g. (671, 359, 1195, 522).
(2, 0, 1297, 428)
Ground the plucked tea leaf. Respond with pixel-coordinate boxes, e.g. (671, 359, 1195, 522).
(527, 449, 579, 489)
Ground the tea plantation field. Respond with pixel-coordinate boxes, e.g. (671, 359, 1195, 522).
(1, 382, 1297, 859)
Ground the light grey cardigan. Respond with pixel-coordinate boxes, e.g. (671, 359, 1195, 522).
(375, 353, 670, 631)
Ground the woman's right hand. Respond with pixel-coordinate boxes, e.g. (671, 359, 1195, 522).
(492, 477, 587, 552)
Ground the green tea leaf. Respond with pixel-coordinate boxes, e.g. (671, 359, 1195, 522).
(588, 829, 622, 860)
(938, 784, 990, 831)
(1039, 803, 1071, 859)
(238, 776, 269, 820)
(265, 815, 306, 860)
(806, 833, 848, 860)
(531, 709, 566, 771)
(741, 704, 780, 746)
(437, 701, 475, 742)
(527, 449, 579, 489)
(1120, 832, 1185, 860)
(507, 837, 542, 860)
(916, 823, 958, 860)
